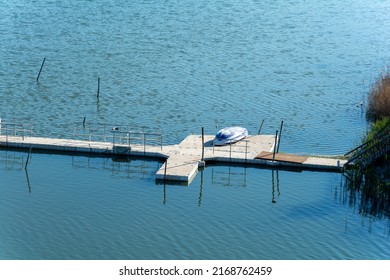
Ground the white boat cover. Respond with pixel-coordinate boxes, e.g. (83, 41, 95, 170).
(213, 126, 248, 146)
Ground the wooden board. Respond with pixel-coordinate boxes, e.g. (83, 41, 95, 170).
(255, 151, 308, 164)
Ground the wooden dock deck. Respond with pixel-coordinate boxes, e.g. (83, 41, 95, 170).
(0, 134, 347, 184)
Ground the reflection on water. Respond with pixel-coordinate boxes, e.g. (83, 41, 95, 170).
(0, 150, 27, 170)
(342, 160, 390, 222)
(271, 169, 281, 204)
(211, 165, 248, 188)
(1, 150, 389, 259)
(24, 169, 32, 194)
(0, 150, 32, 193)
(71, 154, 162, 180)
(2, 148, 389, 224)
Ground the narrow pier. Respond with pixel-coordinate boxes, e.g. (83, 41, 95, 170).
(0, 133, 347, 185)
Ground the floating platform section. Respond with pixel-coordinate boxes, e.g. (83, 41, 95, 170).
(0, 134, 347, 185)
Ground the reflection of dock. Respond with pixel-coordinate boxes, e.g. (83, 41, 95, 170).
(0, 133, 346, 184)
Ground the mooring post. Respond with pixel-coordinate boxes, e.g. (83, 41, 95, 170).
(273, 130, 279, 161)
(277, 120, 283, 153)
(36, 57, 46, 82)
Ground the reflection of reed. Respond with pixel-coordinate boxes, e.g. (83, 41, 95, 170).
(342, 160, 390, 221)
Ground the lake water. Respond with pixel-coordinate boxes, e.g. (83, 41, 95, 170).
(1, 0, 390, 259)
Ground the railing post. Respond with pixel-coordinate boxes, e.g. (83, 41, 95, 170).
(201, 127, 205, 161)
(143, 129, 146, 155)
(229, 143, 232, 163)
(245, 140, 248, 163)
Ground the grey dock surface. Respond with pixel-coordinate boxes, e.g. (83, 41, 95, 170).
(0, 134, 347, 184)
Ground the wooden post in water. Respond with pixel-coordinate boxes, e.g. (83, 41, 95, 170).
(277, 120, 283, 153)
(272, 130, 279, 161)
(36, 57, 46, 82)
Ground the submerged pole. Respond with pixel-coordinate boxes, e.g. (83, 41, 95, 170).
(36, 57, 46, 82)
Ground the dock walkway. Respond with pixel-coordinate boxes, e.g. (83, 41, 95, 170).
(0, 134, 347, 184)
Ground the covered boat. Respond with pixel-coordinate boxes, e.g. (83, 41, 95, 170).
(213, 126, 248, 146)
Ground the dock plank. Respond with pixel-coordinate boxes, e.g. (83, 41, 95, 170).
(255, 151, 308, 163)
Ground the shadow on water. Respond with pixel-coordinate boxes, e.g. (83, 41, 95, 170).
(341, 158, 390, 234)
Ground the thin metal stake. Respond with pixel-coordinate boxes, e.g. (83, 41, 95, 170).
(257, 119, 265, 135)
(97, 77, 100, 99)
(272, 130, 279, 161)
(277, 120, 284, 153)
(36, 57, 46, 82)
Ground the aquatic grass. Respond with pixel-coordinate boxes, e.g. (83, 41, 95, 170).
(367, 70, 390, 121)
(364, 116, 390, 143)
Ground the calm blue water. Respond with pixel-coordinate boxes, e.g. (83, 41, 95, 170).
(1, 0, 390, 259)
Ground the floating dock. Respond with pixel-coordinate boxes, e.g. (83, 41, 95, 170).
(0, 133, 347, 185)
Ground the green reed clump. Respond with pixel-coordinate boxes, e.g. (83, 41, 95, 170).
(364, 116, 390, 143)
(366, 71, 390, 121)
